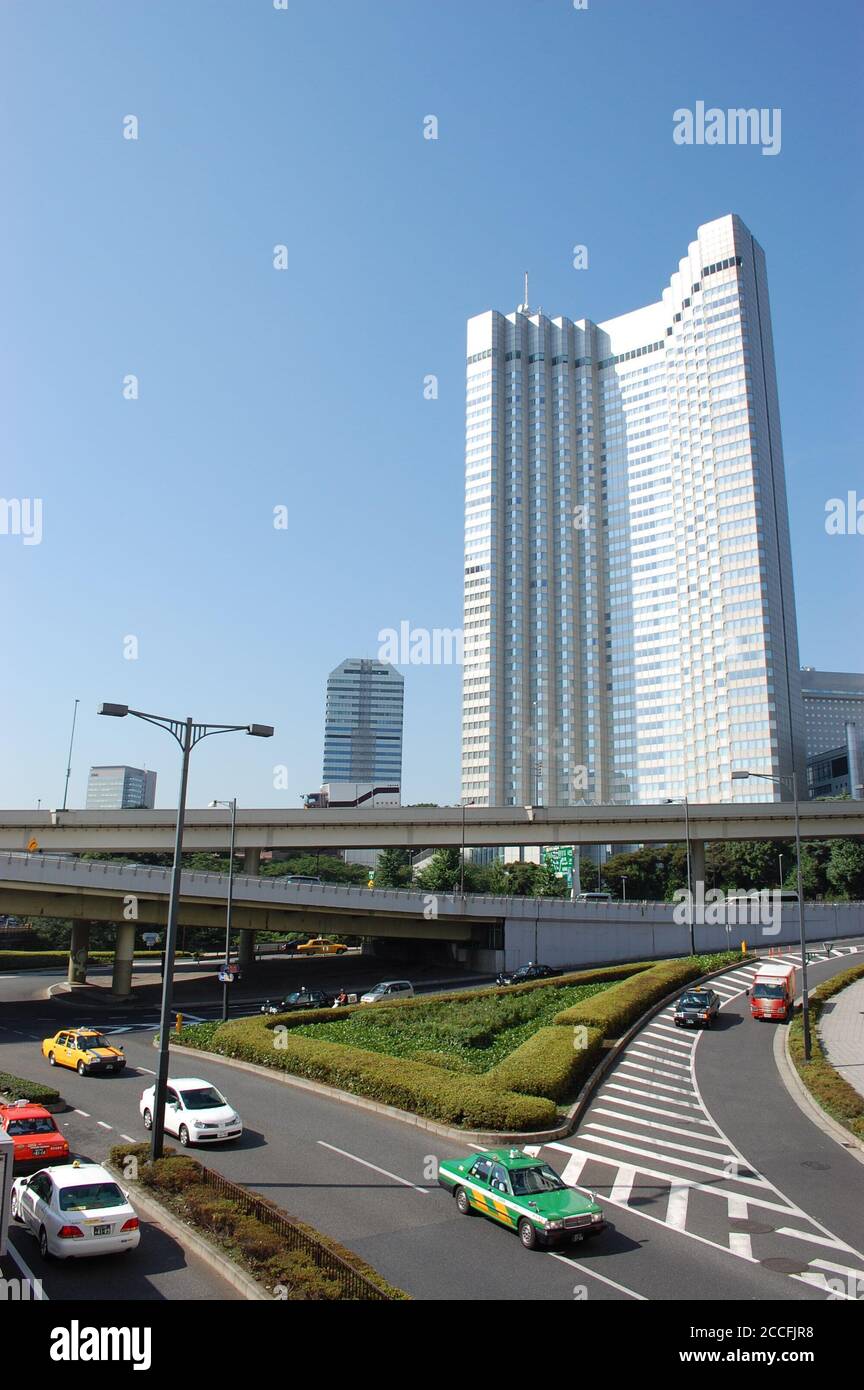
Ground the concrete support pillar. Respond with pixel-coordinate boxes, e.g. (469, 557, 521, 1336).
(68, 921, 90, 984)
(112, 921, 136, 997)
(690, 839, 706, 890)
(238, 931, 255, 969)
(242, 847, 261, 876)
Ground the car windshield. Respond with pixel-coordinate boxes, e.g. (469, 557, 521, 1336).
(753, 983, 786, 998)
(179, 1087, 225, 1110)
(678, 995, 707, 1009)
(78, 1035, 111, 1050)
(59, 1181, 126, 1212)
(510, 1164, 566, 1196)
(7, 1117, 57, 1136)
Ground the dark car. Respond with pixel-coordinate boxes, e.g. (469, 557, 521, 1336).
(260, 989, 331, 1015)
(496, 963, 560, 987)
(673, 987, 721, 1029)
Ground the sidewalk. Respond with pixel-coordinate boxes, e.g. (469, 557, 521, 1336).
(818, 975, 864, 1101)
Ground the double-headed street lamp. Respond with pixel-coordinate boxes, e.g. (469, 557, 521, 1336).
(98, 705, 273, 1159)
(209, 798, 237, 1023)
(664, 796, 694, 954)
(732, 767, 811, 1060)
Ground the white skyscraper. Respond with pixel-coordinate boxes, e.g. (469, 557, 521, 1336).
(461, 214, 805, 808)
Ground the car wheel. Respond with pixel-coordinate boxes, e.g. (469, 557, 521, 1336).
(10, 1191, 20, 1220)
(48, 1052, 56, 1066)
(518, 1218, 540, 1251)
(39, 1226, 53, 1260)
(455, 1186, 473, 1216)
(77, 1061, 87, 1076)
(179, 1125, 191, 1147)
(142, 1108, 153, 1130)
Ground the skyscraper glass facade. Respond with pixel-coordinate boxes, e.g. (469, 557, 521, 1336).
(461, 215, 805, 808)
(323, 658, 404, 785)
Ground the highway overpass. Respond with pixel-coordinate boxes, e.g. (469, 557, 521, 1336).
(1, 800, 862, 855)
(2, 850, 863, 997)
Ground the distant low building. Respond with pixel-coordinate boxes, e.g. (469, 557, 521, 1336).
(86, 765, 156, 810)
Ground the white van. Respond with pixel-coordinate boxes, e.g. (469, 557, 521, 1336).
(360, 980, 415, 1004)
(574, 891, 613, 903)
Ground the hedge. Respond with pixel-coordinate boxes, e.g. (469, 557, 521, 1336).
(552, 956, 721, 1034)
(0, 950, 186, 971)
(204, 1016, 557, 1131)
(789, 962, 864, 1140)
(485, 1024, 605, 1101)
(108, 1143, 408, 1300)
(0, 1071, 61, 1105)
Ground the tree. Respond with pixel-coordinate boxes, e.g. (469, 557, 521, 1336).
(415, 849, 462, 893)
(826, 839, 864, 900)
(375, 848, 412, 889)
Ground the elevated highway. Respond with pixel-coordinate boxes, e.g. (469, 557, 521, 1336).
(0, 800, 861, 854)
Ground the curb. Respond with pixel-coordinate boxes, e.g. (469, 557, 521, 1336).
(105, 1162, 272, 1300)
(163, 958, 753, 1147)
(774, 1012, 864, 1169)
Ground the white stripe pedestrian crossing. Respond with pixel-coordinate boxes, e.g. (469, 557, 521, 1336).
(553, 952, 864, 1292)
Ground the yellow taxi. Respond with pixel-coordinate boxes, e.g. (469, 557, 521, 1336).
(294, 937, 348, 956)
(41, 1029, 127, 1077)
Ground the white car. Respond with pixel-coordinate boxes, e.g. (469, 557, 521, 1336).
(139, 1077, 243, 1146)
(360, 980, 415, 1004)
(11, 1160, 141, 1260)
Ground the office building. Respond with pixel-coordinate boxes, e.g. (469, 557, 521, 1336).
(322, 658, 404, 786)
(801, 668, 864, 758)
(86, 765, 157, 810)
(461, 214, 805, 807)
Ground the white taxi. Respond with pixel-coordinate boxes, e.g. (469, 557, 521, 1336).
(10, 1160, 141, 1259)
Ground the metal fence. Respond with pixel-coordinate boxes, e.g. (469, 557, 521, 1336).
(197, 1164, 397, 1301)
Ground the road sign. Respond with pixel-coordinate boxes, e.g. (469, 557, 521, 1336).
(543, 845, 574, 886)
(26, 838, 39, 853)
(142, 932, 160, 948)
(218, 971, 234, 984)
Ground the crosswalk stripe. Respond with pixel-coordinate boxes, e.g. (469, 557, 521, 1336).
(585, 1121, 738, 1165)
(665, 1184, 691, 1229)
(728, 1195, 752, 1259)
(628, 1048, 692, 1073)
(646, 1022, 698, 1041)
(606, 1081, 703, 1111)
(616, 1066, 697, 1096)
(609, 1163, 637, 1204)
(592, 1106, 730, 1145)
(595, 1094, 716, 1126)
(570, 1132, 773, 1187)
(630, 1036, 694, 1058)
(810, 1256, 864, 1283)
(561, 1151, 589, 1186)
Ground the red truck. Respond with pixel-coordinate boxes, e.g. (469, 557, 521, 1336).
(747, 961, 796, 1021)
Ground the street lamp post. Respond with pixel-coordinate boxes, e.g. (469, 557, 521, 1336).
(210, 798, 237, 1023)
(61, 698, 80, 812)
(664, 796, 694, 954)
(98, 705, 273, 1159)
(732, 768, 810, 1060)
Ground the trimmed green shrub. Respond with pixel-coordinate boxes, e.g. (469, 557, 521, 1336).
(108, 1143, 407, 1300)
(207, 1016, 556, 1131)
(552, 955, 735, 1034)
(486, 1024, 605, 1101)
(789, 962, 864, 1140)
(0, 1071, 61, 1105)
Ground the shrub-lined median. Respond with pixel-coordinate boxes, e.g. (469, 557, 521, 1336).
(177, 952, 743, 1131)
(0, 1070, 60, 1106)
(789, 962, 864, 1141)
(109, 1142, 408, 1300)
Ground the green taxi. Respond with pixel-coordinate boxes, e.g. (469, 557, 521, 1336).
(438, 1148, 607, 1251)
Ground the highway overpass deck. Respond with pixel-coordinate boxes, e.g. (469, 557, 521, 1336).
(0, 800, 861, 853)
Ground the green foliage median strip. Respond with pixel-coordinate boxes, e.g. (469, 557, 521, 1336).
(789, 963, 864, 1141)
(109, 1143, 407, 1301)
(177, 953, 743, 1132)
(0, 1071, 60, 1106)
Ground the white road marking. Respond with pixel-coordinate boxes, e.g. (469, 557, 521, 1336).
(136, 1067, 156, 1076)
(615, 1067, 697, 1097)
(97, 1121, 112, 1130)
(548, 1251, 647, 1300)
(583, 1123, 746, 1171)
(810, 1255, 864, 1283)
(316, 1140, 429, 1195)
(609, 1163, 637, 1204)
(605, 1081, 703, 1111)
(5, 1236, 49, 1299)
(665, 1184, 691, 1230)
(775, 1227, 861, 1255)
(121, 1134, 136, 1143)
(641, 1030, 695, 1051)
(597, 1093, 715, 1125)
(727, 1196, 752, 1259)
(628, 1048, 691, 1072)
(73, 1109, 90, 1118)
(592, 1106, 728, 1143)
(561, 1151, 589, 1186)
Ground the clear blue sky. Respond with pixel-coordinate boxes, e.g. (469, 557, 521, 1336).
(1, 0, 861, 812)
